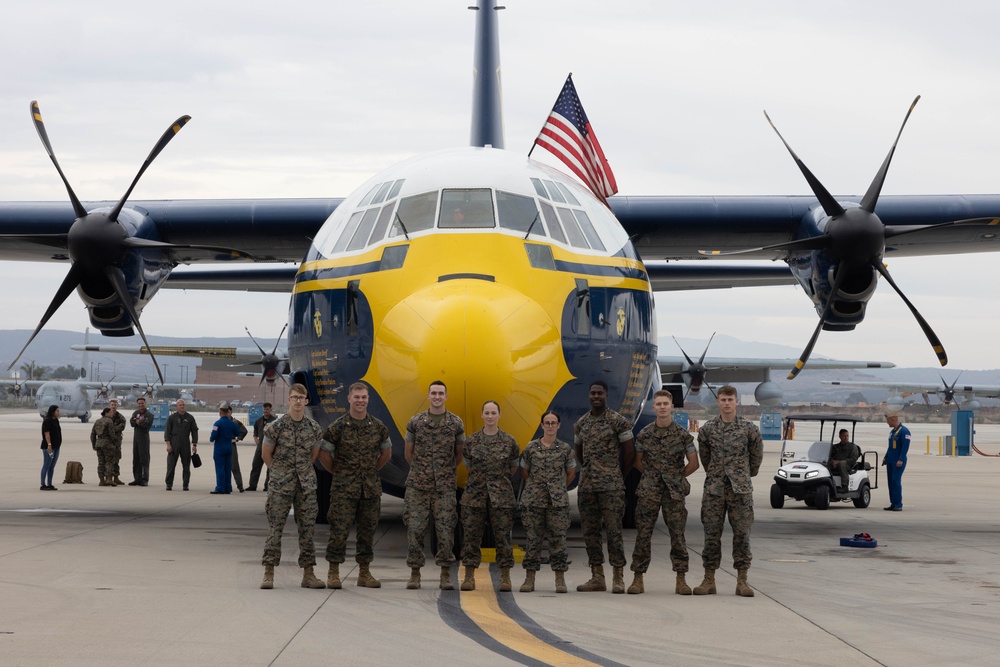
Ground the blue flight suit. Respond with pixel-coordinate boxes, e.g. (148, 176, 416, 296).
(210, 417, 242, 493)
(885, 423, 910, 509)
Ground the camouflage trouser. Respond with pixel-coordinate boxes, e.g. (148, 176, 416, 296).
(326, 494, 381, 565)
(460, 501, 515, 569)
(631, 492, 688, 574)
(96, 446, 116, 479)
(262, 487, 319, 568)
(701, 484, 754, 571)
(577, 489, 626, 568)
(403, 487, 457, 568)
(521, 505, 570, 572)
(113, 442, 122, 477)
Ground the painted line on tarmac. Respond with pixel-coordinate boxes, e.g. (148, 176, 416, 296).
(438, 565, 626, 667)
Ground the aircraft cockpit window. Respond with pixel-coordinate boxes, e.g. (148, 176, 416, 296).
(557, 207, 589, 248)
(390, 192, 438, 238)
(333, 211, 366, 254)
(555, 182, 580, 206)
(359, 183, 382, 207)
(541, 180, 567, 203)
(573, 210, 605, 251)
(367, 202, 397, 246)
(346, 207, 381, 252)
(530, 178, 548, 199)
(370, 181, 394, 206)
(439, 189, 495, 228)
(539, 201, 566, 244)
(386, 179, 405, 200)
(497, 191, 541, 235)
(525, 243, 556, 270)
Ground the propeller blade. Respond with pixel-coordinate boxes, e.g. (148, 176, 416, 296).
(7, 263, 83, 371)
(788, 266, 850, 379)
(244, 327, 268, 356)
(764, 110, 845, 218)
(672, 336, 696, 367)
(270, 323, 288, 356)
(859, 96, 920, 213)
(30, 101, 87, 219)
(108, 115, 191, 221)
(103, 265, 165, 383)
(872, 261, 947, 366)
(697, 332, 717, 365)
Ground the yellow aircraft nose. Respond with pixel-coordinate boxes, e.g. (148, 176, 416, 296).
(368, 278, 572, 441)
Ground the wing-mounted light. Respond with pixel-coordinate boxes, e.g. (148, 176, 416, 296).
(6, 103, 257, 384)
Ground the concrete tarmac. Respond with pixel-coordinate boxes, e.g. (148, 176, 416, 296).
(1, 410, 998, 666)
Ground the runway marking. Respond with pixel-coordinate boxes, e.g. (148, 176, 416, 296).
(438, 566, 627, 667)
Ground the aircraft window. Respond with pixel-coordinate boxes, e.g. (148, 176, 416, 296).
(558, 207, 589, 248)
(574, 210, 605, 251)
(555, 182, 580, 206)
(370, 181, 394, 205)
(497, 191, 541, 235)
(439, 189, 495, 228)
(613, 240, 639, 260)
(539, 201, 565, 244)
(542, 180, 567, 203)
(386, 179, 405, 200)
(332, 211, 365, 254)
(359, 183, 381, 207)
(390, 192, 437, 237)
(347, 208, 381, 252)
(368, 202, 397, 246)
(530, 178, 548, 199)
(380, 244, 409, 271)
(525, 243, 556, 270)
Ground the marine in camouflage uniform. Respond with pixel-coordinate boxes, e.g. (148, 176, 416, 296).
(91, 410, 117, 485)
(320, 410, 391, 571)
(695, 386, 763, 597)
(574, 382, 635, 593)
(108, 401, 127, 483)
(460, 428, 520, 570)
(261, 412, 324, 569)
(519, 437, 576, 574)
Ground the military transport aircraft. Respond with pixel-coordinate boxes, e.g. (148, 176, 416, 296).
(824, 374, 1000, 411)
(3, 2, 1000, 496)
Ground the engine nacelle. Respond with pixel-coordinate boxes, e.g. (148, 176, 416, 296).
(754, 381, 783, 407)
(964, 399, 982, 411)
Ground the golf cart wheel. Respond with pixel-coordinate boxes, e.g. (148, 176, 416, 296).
(814, 485, 831, 510)
(770, 484, 784, 509)
(804, 496, 816, 507)
(853, 482, 871, 509)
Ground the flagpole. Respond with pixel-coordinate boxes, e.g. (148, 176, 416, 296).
(528, 72, 573, 157)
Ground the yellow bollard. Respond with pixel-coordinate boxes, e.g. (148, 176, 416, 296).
(938, 436, 943, 457)
(926, 435, 930, 455)
(952, 438, 957, 458)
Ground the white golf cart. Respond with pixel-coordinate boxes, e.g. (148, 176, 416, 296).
(770, 414, 879, 510)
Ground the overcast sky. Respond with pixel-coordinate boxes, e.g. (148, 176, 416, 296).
(2, 1, 1000, 371)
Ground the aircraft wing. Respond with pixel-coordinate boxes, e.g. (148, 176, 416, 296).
(111, 382, 243, 392)
(659, 356, 896, 383)
(0, 379, 46, 389)
(71, 344, 286, 362)
(823, 380, 1000, 397)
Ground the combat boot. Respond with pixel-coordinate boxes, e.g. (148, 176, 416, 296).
(499, 567, 512, 592)
(406, 567, 421, 590)
(99, 477, 111, 487)
(736, 568, 755, 597)
(577, 565, 606, 592)
(675, 572, 692, 595)
(519, 570, 536, 592)
(113, 476, 125, 486)
(612, 566, 625, 594)
(260, 565, 274, 590)
(357, 564, 381, 588)
(327, 563, 342, 589)
(301, 566, 325, 589)
(554, 571, 567, 594)
(461, 566, 476, 591)
(627, 573, 644, 594)
(440, 566, 454, 590)
(693, 569, 717, 595)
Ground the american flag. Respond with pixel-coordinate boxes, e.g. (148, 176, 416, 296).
(532, 74, 618, 202)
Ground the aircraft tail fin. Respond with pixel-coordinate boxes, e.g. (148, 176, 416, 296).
(469, 0, 504, 149)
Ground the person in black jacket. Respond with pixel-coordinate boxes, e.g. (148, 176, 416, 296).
(40, 405, 62, 491)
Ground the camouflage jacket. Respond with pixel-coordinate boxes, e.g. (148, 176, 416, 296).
(573, 409, 633, 493)
(91, 416, 116, 450)
(405, 410, 465, 492)
(519, 438, 575, 508)
(462, 428, 519, 508)
(321, 413, 391, 498)
(110, 412, 127, 446)
(263, 414, 324, 496)
(697, 415, 763, 496)
(635, 420, 695, 501)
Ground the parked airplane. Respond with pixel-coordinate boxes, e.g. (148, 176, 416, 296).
(662, 334, 895, 406)
(4, 3, 1000, 497)
(824, 375, 1000, 411)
